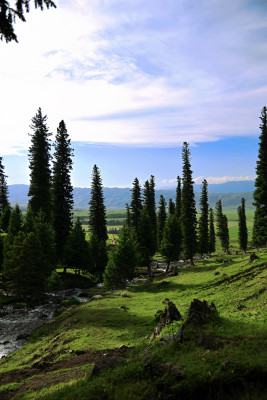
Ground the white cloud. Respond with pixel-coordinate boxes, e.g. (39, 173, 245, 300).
(0, 0, 267, 155)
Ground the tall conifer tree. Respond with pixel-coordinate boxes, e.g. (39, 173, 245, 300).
(168, 199, 175, 215)
(198, 179, 209, 255)
(253, 106, 267, 247)
(238, 198, 248, 253)
(157, 194, 167, 248)
(28, 108, 52, 221)
(175, 176, 182, 220)
(160, 214, 181, 272)
(52, 120, 74, 261)
(0, 156, 9, 214)
(0, 156, 10, 231)
(208, 208, 216, 254)
(215, 200, 230, 253)
(88, 164, 107, 242)
(143, 175, 157, 251)
(181, 142, 197, 265)
(130, 177, 142, 230)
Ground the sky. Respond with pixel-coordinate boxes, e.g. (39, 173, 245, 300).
(0, 0, 266, 188)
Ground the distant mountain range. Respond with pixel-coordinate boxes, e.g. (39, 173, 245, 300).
(8, 181, 255, 209)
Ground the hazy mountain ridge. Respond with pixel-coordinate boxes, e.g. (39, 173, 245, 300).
(8, 183, 254, 209)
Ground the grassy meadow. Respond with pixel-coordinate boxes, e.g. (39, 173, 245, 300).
(0, 207, 266, 399)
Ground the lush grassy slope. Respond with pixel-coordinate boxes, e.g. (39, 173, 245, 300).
(0, 244, 266, 399)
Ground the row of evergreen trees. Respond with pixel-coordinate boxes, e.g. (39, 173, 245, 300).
(0, 106, 266, 293)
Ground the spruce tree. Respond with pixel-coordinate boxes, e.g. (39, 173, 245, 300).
(88, 164, 107, 242)
(0, 156, 10, 232)
(64, 218, 91, 275)
(8, 204, 23, 238)
(125, 203, 131, 227)
(208, 208, 216, 254)
(52, 120, 74, 261)
(0, 156, 9, 214)
(143, 175, 157, 252)
(238, 198, 248, 253)
(181, 142, 197, 265)
(130, 177, 143, 230)
(28, 108, 52, 221)
(253, 106, 267, 247)
(168, 199, 175, 215)
(198, 179, 209, 255)
(3, 231, 46, 297)
(157, 194, 167, 248)
(215, 200, 230, 253)
(160, 214, 181, 272)
(175, 176, 182, 220)
(137, 207, 155, 279)
(103, 226, 140, 289)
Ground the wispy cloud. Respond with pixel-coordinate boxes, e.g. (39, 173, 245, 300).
(0, 0, 267, 155)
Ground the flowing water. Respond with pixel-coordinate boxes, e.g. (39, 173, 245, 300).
(0, 289, 89, 359)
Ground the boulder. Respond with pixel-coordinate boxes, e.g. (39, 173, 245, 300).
(185, 299, 218, 326)
(151, 300, 181, 340)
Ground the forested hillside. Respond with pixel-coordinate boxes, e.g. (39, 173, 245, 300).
(8, 184, 254, 209)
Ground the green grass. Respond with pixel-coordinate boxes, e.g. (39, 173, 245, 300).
(0, 248, 266, 399)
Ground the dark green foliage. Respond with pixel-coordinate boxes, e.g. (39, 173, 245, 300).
(0, 157, 10, 232)
(0, 235, 3, 272)
(23, 206, 35, 233)
(3, 231, 47, 296)
(143, 176, 157, 253)
(0, 205, 11, 232)
(157, 194, 167, 248)
(88, 165, 107, 242)
(208, 208, 216, 254)
(46, 271, 62, 293)
(0, 0, 56, 43)
(33, 211, 56, 273)
(8, 204, 23, 238)
(168, 198, 175, 215)
(160, 214, 181, 272)
(198, 179, 209, 255)
(104, 226, 140, 289)
(0, 156, 9, 214)
(238, 198, 248, 252)
(52, 120, 74, 261)
(253, 106, 267, 247)
(125, 203, 131, 227)
(64, 218, 91, 274)
(175, 176, 182, 220)
(137, 207, 155, 278)
(28, 108, 52, 222)
(215, 200, 230, 253)
(89, 234, 107, 277)
(130, 177, 143, 230)
(181, 142, 197, 264)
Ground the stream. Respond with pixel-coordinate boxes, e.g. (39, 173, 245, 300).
(0, 289, 89, 359)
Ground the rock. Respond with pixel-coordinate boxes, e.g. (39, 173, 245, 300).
(159, 334, 174, 343)
(174, 323, 185, 342)
(119, 344, 128, 349)
(16, 334, 28, 341)
(185, 299, 218, 326)
(3, 341, 10, 345)
(151, 300, 181, 340)
(214, 271, 220, 275)
(121, 292, 131, 298)
(90, 295, 103, 301)
(120, 305, 129, 311)
(249, 252, 259, 264)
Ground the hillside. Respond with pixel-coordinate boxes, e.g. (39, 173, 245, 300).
(0, 249, 266, 399)
(8, 184, 254, 209)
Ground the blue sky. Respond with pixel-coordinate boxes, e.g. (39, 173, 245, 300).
(0, 0, 266, 187)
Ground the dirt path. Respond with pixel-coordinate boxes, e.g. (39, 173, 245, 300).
(0, 346, 133, 399)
